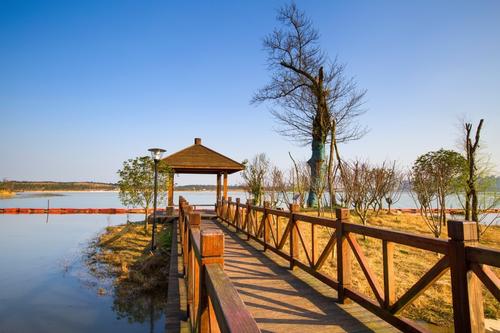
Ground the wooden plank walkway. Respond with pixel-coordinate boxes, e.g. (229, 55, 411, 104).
(199, 216, 399, 333)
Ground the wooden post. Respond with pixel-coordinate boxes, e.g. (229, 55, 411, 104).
(235, 198, 241, 229)
(183, 206, 194, 273)
(336, 208, 351, 303)
(187, 210, 200, 315)
(199, 229, 225, 333)
(289, 204, 300, 270)
(168, 173, 175, 207)
(216, 173, 221, 204)
(189, 212, 201, 228)
(263, 201, 270, 251)
(246, 199, 252, 240)
(223, 172, 228, 200)
(383, 240, 395, 308)
(311, 224, 317, 266)
(226, 197, 232, 224)
(448, 220, 484, 333)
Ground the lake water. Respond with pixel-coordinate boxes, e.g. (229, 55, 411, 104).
(0, 190, 467, 209)
(0, 191, 244, 209)
(0, 213, 169, 333)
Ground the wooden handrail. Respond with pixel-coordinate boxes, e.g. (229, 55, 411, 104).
(205, 264, 261, 333)
(216, 198, 500, 333)
(179, 196, 260, 333)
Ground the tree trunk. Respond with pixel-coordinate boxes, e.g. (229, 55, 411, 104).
(465, 190, 471, 220)
(307, 138, 325, 207)
(327, 123, 337, 208)
(144, 205, 149, 233)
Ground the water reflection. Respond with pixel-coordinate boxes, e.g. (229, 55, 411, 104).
(113, 291, 166, 333)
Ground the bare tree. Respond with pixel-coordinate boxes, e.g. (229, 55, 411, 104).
(476, 187, 499, 237)
(252, 3, 366, 208)
(463, 119, 484, 222)
(370, 163, 389, 214)
(242, 153, 270, 206)
(383, 163, 404, 214)
(266, 166, 283, 208)
(341, 160, 376, 227)
(288, 152, 310, 208)
(369, 161, 404, 214)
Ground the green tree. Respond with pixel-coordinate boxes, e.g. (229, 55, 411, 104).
(411, 149, 466, 237)
(117, 156, 171, 231)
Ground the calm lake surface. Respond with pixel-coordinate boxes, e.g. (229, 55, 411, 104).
(0, 213, 165, 333)
(0, 190, 466, 209)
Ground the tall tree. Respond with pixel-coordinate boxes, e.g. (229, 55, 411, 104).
(463, 119, 484, 222)
(117, 156, 171, 231)
(252, 3, 366, 207)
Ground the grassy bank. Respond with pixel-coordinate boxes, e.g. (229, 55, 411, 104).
(0, 190, 15, 198)
(86, 221, 172, 322)
(294, 211, 500, 327)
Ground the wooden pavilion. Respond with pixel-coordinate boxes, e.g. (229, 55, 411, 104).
(161, 138, 245, 207)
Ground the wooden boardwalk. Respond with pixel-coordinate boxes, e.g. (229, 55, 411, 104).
(194, 216, 398, 333)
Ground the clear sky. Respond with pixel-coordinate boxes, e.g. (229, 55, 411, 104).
(1, 1, 499, 185)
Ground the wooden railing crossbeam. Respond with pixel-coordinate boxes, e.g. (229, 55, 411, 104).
(466, 246, 500, 267)
(389, 255, 449, 314)
(205, 264, 261, 333)
(347, 233, 385, 307)
(313, 231, 337, 271)
(470, 263, 500, 303)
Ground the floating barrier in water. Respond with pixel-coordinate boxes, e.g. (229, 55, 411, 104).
(0, 207, 166, 214)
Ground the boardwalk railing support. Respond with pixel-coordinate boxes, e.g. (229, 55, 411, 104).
(289, 203, 300, 270)
(263, 201, 270, 252)
(199, 229, 224, 332)
(336, 208, 351, 304)
(448, 220, 484, 333)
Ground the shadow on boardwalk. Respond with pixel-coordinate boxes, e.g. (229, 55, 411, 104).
(204, 218, 398, 333)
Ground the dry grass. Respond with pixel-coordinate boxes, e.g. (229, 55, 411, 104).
(0, 190, 14, 198)
(264, 210, 499, 327)
(86, 222, 173, 323)
(88, 222, 172, 292)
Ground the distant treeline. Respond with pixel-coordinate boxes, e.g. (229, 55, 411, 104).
(0, 181, 118, 192)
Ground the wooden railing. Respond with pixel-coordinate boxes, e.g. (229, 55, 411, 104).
(216, 197, 500, 333)
(178, 196, 260, 333)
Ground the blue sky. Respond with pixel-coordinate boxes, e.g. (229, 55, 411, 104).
(1, 1, 499, 185)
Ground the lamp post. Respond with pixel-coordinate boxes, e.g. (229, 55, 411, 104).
(148, 147, 166, 251)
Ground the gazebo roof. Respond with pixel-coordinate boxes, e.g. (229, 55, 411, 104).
(161, 138, 245, 174)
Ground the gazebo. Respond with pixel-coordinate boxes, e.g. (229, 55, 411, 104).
(162, 138, 245, 207)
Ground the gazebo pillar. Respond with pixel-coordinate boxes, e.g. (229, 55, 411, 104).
(168, 173, 174, 207)
(216, 173, 221, 203)
(223, 172, 228, 200)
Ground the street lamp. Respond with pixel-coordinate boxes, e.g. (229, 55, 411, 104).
(148, 147, 166, 251)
